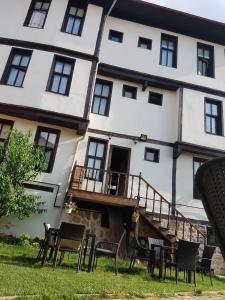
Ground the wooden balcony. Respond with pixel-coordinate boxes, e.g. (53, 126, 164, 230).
(68, 165, 140, 208)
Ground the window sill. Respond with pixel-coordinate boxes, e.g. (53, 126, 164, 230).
(91, 112, 109, 117)
(61, 30, 82, 37)
(45, 90, 69, 97)
(204, 131, 223, 137)
(0, 83, 24, 88)
(23, 24, 45, 30)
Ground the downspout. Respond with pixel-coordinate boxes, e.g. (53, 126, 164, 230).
(83, 0, 119, 120)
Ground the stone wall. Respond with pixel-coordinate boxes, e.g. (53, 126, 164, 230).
(63, 209, 111, 242)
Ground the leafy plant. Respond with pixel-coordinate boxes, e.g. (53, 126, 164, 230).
(0, 129, 47, 219)
(65, 202, 77, 212)
(19, 233, 31, 247)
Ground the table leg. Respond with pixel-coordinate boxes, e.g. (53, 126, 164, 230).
(87, 236, 96, 272)
(187, 270, 192, 283)
(159, 247, 165, 279)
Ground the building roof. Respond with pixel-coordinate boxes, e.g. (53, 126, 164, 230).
(91, 0, 225, 46)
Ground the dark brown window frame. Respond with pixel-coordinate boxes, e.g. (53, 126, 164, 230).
(85, 137, 108, 182)
(24, 0, 52, 29)
(138, 37, 152, 50)
(108, 30, 123, 43)
(122, 84, 137, 99)
(204, 98, 223, 136)
(148, 91, 163, 106)
(144, 147, 160, 163)
(34, 126, 60, 173)
(46, 55, 75, 96)
(160, 33, 178, 68)
(61, 0, 87, 36)
(0, 48, 32, 88)
(197, 42, 215, 78)
(91, 79, 113, 117)
(0, 118, 14, 143)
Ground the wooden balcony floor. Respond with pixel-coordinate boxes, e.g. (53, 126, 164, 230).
(68, 188, 138, 208)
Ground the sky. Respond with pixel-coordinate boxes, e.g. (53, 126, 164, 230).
(143, 0, 225, 23)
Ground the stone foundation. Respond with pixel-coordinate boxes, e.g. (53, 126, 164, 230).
(62, 209, 111, 242)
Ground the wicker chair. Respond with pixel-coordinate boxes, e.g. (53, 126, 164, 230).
(195, 157, 225, 260)
(52, 222, 86, 271)
(196, 245, 216, 285)
(129, 236, 154, 273)
(165, 240, 200, 286)
(92, 230, 126, 275)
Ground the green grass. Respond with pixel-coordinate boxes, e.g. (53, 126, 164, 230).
(0, 243, 225, 299)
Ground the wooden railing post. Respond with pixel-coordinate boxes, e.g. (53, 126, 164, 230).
(137, 172, 142, 201)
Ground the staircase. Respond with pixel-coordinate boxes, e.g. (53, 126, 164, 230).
(135, 173, 206, 246)
(69, 165, 206, 245)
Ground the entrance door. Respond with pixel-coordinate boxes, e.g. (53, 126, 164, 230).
(107, 146, 131, 197)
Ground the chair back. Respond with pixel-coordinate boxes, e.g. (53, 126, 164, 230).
(195, 157, 225, 259)
(177, 240, 200, 270)
(43, 222, 51, 236)
(148, 237, 164, 260)
(59, 222, 86, 241)
(201, 245, 216, 270)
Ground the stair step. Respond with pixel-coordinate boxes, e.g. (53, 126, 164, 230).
(167, 234, 176, 243)
(159, 226, 169, 232)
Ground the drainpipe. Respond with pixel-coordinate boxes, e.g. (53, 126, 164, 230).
(84, 0, 119, 120)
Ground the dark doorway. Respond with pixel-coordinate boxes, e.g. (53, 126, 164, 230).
(107, 146, 131, 197)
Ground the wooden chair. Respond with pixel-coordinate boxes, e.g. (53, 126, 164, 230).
(195, 157, 225, 260)
(92, 230, 126, 275)
(196, 245, 216, 285)
(52, 222, 86, 271)
(148, 237, 165, 277)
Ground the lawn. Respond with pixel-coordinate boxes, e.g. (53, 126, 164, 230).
(0, 243, 225, 300)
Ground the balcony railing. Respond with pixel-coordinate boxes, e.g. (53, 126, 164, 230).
(69, 164, 206, 244)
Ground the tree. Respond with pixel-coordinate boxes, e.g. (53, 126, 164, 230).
(0, 129, 47, 219)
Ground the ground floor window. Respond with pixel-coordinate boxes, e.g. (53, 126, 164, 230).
(207, 226, 217, 246)
(0, 119, 14, 143)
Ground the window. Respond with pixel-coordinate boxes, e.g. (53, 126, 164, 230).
(35, 127, 60, 173)
(149, 92, 163, 106)
(160, 34, 177, 68)
(47, 56, 75, 96)
(108, 30, 123, 43)
(1, 49, 32, 87)
(24, 0, 51, 29)
(138, 37, 152, 50)
(85, 138, 107, 181)
(207, 226, 217, 246)
(145, 148, 160, 163)
(122, 85, 137, 99)
(0, 119, 14, 143)
(193, 157, 207, 198)
(197, 43, 214, 77)
(205, 99, 222, 135)
(91, 79, 112, 116)
(62, 0, 86, 36)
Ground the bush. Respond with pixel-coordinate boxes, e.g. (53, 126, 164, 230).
(19, 233, 31, 247)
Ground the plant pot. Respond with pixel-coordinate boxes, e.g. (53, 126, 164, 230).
(65, 208, 72, 214)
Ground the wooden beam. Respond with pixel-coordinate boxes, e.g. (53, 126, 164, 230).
(68, 189, 138, 208)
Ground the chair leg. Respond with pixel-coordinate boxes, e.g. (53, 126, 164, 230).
(164, 266, 167, 280)
(37, 242, 45, 260)
(170, 266, 172, 276)
(194, 270, 196, 287)
(175, 267, 178, 284)
(52, 248, 59, 270)
(115, 256, 118, 275)
(201, 270, 204, 284)
(41, 245, 49, 267)
(209, 269, 213, 286)
(48, 247, 54, 261)
(59, 251, 65, 266)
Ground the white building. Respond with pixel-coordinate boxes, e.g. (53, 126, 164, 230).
(0, 0, 224, 272)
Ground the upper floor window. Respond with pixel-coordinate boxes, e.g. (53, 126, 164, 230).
(122, 85, 137, 99)
(197, 43, 214, 78)
(24, 0, 51, 29)
(108, 30, 123, 43)
(1, 49, 32, 87)
(145, 148, 160, 163)
(47, 56, 75, 96)
(138, 37, 152, 50)
(85, 138, 107, 181)
(35, 126, 60, 173)
(149, 92, 163, 106)
(0, 119, 14, 143)
(62, 0, 86, 36)
(205, 99, 222, 135)
(160, 34, 177, 68)
(91, 79, 112, 116)
(193, 158, 206, 177)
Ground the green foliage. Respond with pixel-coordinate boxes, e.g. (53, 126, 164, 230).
(19, 233, 31, 247)
(0, 129, 47, 219)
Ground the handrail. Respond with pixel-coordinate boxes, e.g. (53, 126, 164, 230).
(70, 165, 206, 243)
